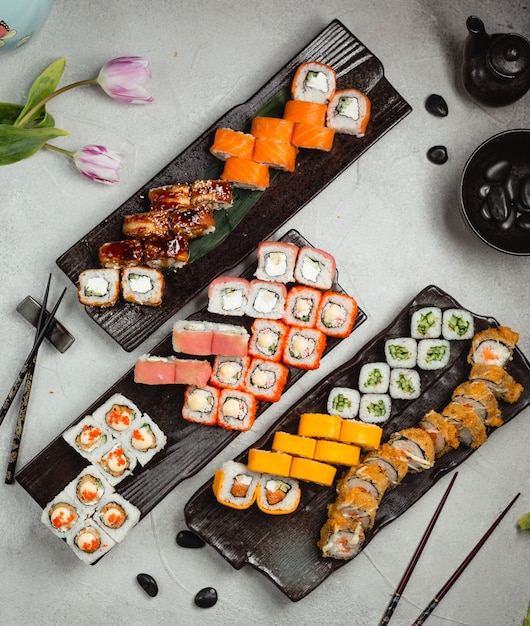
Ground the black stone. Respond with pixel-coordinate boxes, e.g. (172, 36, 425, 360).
(478, 183, 491, 200)
(516, 213, 530, 230)
(498, 206, 516, 231)
(520, 175, 530, 209)
(137, 573, 159, 597)
(480, 202, 492, 221)
(504, 173, 520, 202)
(487, 185, 510, 222)
(484, 159, 511, 183)
(176, 530, 205, 549)
(425, 93, 449, 117)
(194, 586, 218, 608)
(427, 145, 448, 164)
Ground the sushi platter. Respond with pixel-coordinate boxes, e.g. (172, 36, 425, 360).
(56, 19, 411, 352)
(183, 285, 530, 602)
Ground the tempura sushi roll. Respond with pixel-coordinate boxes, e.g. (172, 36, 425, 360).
(210, 128, 255, 161)
(125, 413, 167, 466)
(467, 325, 519, 367)
(174, 358, 213, 387)
(172, 320, 214, 356)
(272, 431, 317, 459)
(318, 511, 365, 560)
(143, 235, 190, 269)
(134, 355, 177, 385)
(331, 487, 378, 530)
(245, 280, 287, 319)
(441, 401, 488, 449)
(182, 385, 220, 426)
(327, 387, 360, 420)
(315, 291, 358, 338)
(248, 319, 288, 362)
(77, 268, 120, 308)
(419, 409, 460, 457)
(326, 88, 371, 138)
(282, 326, 327, 370)
(211, 323, 250, 357)
(389, 368, 421, 400)
(244, 358, 289, 402)
(291, 61, 337, 104)
(336, 462, 389, 502)
(62, 417, 114, 462)
(98, 239, 143, 269)
(168, 205, 216, 239)
(417, 339, 451, 370)
(252, 137, 298, 172)
(358, 393, 392, 424)
(338, 421, 383, 451)
(148, 183, 191, 210)
(256, 474, 301, 515)
(122, 210, 170, 238)
(207, 276, 250, 316)
(94, 492, 141, 543)
(283, 100, 327, 126)
(212, 460, 260, 510)
(121, 266, 165, 307)
(67, 521, 116, 564)
(283, 285, 322, 328)
(96, 442, 137, 485)
(92, 393, 141, 435)
(209, 355, 250, 390)
(388, 427, 435, 472)
(468, 363, 524, 404)
(217, 389, 257, 432)
(254, 240, 299, 284)
(313, 439, 361, 467)
(220, 156, 270, 191)
(363, 443, 409, 488)
(358, 362, 391, 394)
(442, 308, 474, 340)
(410, 306, 442, 339)
(190, 179, 233, 209)
(291, 122, 335, 151)
(384, 337, 417, 369)
(64, 466, 112, 509)
(293, 246, 336, 290)
(250, 116, 294, 143)
(451, 380, 502, 428)
(42, 493, 86, 538)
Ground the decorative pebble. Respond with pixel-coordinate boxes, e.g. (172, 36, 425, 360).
(425, 94, 448, 117)
(520, 175, 530, 209)
(487, 185, 510, 222)
(516, 213, 530, 230)
(195, 586, 218, 608)
(484, 159, 511, 182)
(427, 145, 448, 164)
(137, 573, 159, 597)
(176, 530, 205, 549)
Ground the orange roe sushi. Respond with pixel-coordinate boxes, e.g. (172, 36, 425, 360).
(250, 116, 294, 143)
(220, 156, 270, 191)
(252, 138, 298, 173)
(283, 100, 327, 126)
(291, 122, 335, 151)
(210, 128, 255, 161)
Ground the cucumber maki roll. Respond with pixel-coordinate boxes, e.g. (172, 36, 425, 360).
(358, 393, 392, 424)
(384, 337, 417, 368)
(442, 308, 474, 340)
(327, 387, 360, 420)
(417, 339, 451, 370)
(358, 362, 390, 394)
(389, 368, 421, 400)
(410, 307, 442, 339)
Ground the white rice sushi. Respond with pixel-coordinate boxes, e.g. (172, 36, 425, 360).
(96, 442, 137, 486)
(327, 387, 361, 420)
(123, 413, 167, 467)
(417, 339, 451, 370)
(384, 337, 417, 369)
(442, 309, 474, 340)
(182, 385, 219, 426)
(64, 466, 113, 509)
(410, 307, 442, 339)
(326, 88, 371, 138)
(256, 474, 301, 515)
(92, 393, 141, 436)
(293, 246, 336, 290)
(66, 520, 116, 564)
(358, 362, 391, 394)
(245, 280, 287, 319)
(254, 240, 299, 283)
(389, 368, 421, 400)
(94, 492, 141, 543)
(207, 276, 250, 316)
(41, 493, 87, 538)
(291, 61, 337, 104)
(212, 460, 260, 510)
(121, 266, 165, 307)
(77, 268, 120, 307)
(358, 393, 392, 424)
(62, 417, 114, 463)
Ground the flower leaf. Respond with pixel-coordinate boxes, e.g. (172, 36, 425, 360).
(0, 124, 68, 165)
(14, 57, 66, 127)
(0, 102, 55, 128)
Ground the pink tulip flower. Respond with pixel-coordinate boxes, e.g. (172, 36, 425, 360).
(73, 145, 122, 184)
(97, 56, 154, 104)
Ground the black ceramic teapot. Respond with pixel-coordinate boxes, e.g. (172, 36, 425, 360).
(462, 15, 530, 106)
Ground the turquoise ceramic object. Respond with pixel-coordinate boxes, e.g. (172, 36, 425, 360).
(0, 0, 54, 54)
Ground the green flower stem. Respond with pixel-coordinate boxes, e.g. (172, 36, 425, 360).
(14, 78, 98, 129)
(43, 143, 75, 157)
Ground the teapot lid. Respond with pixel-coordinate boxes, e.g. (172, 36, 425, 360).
(489, 33, 530, 77)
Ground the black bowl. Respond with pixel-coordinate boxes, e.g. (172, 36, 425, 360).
(460, 129, 530, 255)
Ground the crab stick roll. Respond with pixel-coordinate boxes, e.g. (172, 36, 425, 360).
(207, 276, 250, 316)
(209, 355, 250, 390)
(410, 306, 443, 339)
(168, 205, 216, 239)
(358, 362, 391, 394)
(252, 137, 298, 172)
(467, 325, 519, 367)
(98, 239, 143, 269)
(250, 117, 294, 143)
(212, 461, 260, 510)
(326, 88, 371, 138)
(389, 427, 435, 472)
(442, 308, 474, 340)
(283, 99, 327, 126)
(143, 235, 189, 269)
(389, 368, 421, 400)
(217, 389, 257, 432)
(451, 380, 502, 428)
(220, 156, 270, 191)
(134, 355, 178, 385)
(331, 487, 378, 530)
(318, 511, 365, 560)
(291, 61, 337, 104)
(190, 179, 233, 209)
(298, 412, 342, 440)
(248, 319, 288, 362)
(385, 337, 417, 369)
(256, 475, 301, 515)
(314, 439, 361, 467)
(315, 291, 358, 338)
(97, 443, 137, 485)
(247, 448, 292, 477)
(358, 393, 392, 425)
(284, 285, 322, 327)
(468, 363, 524, 404)
(339, 421, 383, 451)
(182, 385, 219, 426)
(174, 358, 213, 387)
(272, 431, 317, 459)
(122, 210, 170, 238)
(244, 358, 288, 402)
(289, 456, 337, 486)
(417, 339, 451, 370)
(254, 240, 299, 284)
(62, 418, 113, 462)
(291, 122, 335, 151)
(211, 323, 250, 357)
(78, 268, 120, 308)
(294, 246, 336, 290)
(93, 393, 140, 435)
(336, 462, 389, 502)
(121, 266, 165, 307)
(441, 401, 488, 449)
(283, 326, 327, 370)
(419, 409, 460, 457)
(246, 280, 287, 319)
(126, 415, 167, 466)
(210, 128, 255, 161)
(148, 183, 191, 210)
(172, 320, 214, 356)
(327, 387, 361, 420)
(363, 443, 409, 488)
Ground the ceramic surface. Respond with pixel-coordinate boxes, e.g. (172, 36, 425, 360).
(0, 0, 54, 53)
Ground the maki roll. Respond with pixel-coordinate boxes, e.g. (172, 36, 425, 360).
(212, 461, 260, 510)
(190, 179, 233, 209)
(77, 268, 120, 308)
(293, 246, 336, 290)
(283, 100, 327, 126)
(209, 355, 250, 390)
(388, 427, 435, 472)
(148, 183, 191, 210)
(291, 61, 337, 104)
(93, 393, 140, 435)
(168, 205, 216, 239)
(62, 418, 113, 462)
(441, 401, 488, 449)
(122, 210, 170, 238)
(451, 380, 502, 428)
(174, 358, 213, 387)
(126, 414, 167, 466)
(252, 137, 298, 172)
(282, 326, 327, 370)
(442, 309, 474, 340)
(182, 385, 220, 426)
(245, 280, 287, 319)
(389, 368, 421, 400)
(338, 421, 383, 451)
(331, 487, 378, 530)
(327, 387, 361, 420)
(210, 128, 255, 161)
(97, 443, 137, 485)
(98, 239, 143, 269)
(289, 456, 337, 487)
(134, 355, 178, 385)
(358, 393, 392, 424)
(67, 522, 116, 564)
(298, 412, 342, 441)
(326, 88, 371, 138)
(291, 123, 335, 152)
(256, 475, 301, 515)
(207, 276, 250, 316)
(417, 339, 451, 370)
(272, 431, 317, 459)
(65, 466, 111, 508)
(315, 291, 358, 338)
(172, 320, 214, 356)
(143, 235, 189, 269)
(244, 358, 289, 402)
(217, 389, 257, 432)
(283, 285, 322, 328)
(313, 439, 361, 467)
(363, 443, 409, 488)
(254, 240, 299, 284)
(42, 495, 84, 538)
(385, 337, 417, 368)
(468, 363, 524, 404)
(95, 493, 141, 543)
(467, 325, 519, 367)
(220, 156, 270, 191)
(247, 448, 293, 477)
(336, 462, 389, 502)
(410, 306, 442, 339)
(121, 266, 165, 307)
(248, 319, 288, 362)
(211, 323, 250, 357)
(358, 362, 391, 394)
(250, 116, 295, 143)
(318, 511, 365, 560)
(419, 409, 460, 457)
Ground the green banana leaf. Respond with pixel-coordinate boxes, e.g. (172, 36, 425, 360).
(0, 124, 68, 165)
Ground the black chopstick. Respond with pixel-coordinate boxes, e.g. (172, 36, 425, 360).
(5, 275, 52, 484)
(378, 472, 458, 625)
(412, 492, 521, 626)
(0, 285, 66, 429)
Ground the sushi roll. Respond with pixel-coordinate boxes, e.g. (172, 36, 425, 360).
(98, 239, 143, 269)
(358, 393, 392, 424)
(318, 510, 365, 560)
(313, 440, 361, 467)
(134, 355, 177, 385)
(67, 521, 116, 564)
(247, 448, 293, 477)
(252, 137, 298, 172)
(248, 319, 288, 362)
(283, 285, 322, 328)
(388, 427, 435, 472)
(96, 443, 137, 485)
(182, 385, 219, 426)
(289, 456, 337, 487)
(441, 401, 488, 449)
(41, 494, 85, 538)
(291, 61, 337, 104)
(297, 412, 342, 441)
(126, 413, 167, 466)
(363, 443, 409, 488)
(211, 323, 250, 357)
(217, 389, 257, 432)
(172, 320, 214, 356)
(417, 339, 451, 370)
(451, 380, 502, 428)
(174, 358, 213, 387)
(282, 326, 327, 370)
(168, 205, 216, 239)
(77, 268, 120, 308)
(410, 306, 443, 339)
(468, 363, 524, 404)
(256, 475, 301, 515)
(291, 122, 335, 151)
(220, 156, 270, 191)
(210, 128, 255, 161)
(244, 358, 289, 403)
(209, 355, 250, 390)
(207, 276, 250, 316)
(419, 409, 460, 457)
(121, 266, 165, 307)
(283, 100, 327, 126)
(271, 431, 317, 459)
(384, 337, 417, 369)
(94, 492, 141, 543)
(65, 466, 112, 509)
(358, 362, 391, 394)
(331, 487, 378, 530)
(148, 183, 191, 210)
(315, 291, 358, 338)
(190, 179, 233, 209)
(254, 240, 299, 284)
(212, 461, 260, 510)
(143, 235, 190, 269)
(327, 387, 361, 420)
(338, 421, 383, 451)
(93, 393, 141, 435)
(293, 246, 336, 290)
(389, 368, 421, 400)
(467, 325, 519, 367)
(62, 418, 114, 462)
(442, 309, 474, 340)
(336, 462, 389, 502)
(326, 88, 371, 138)
(122, 210, 170, 238)
(250, 117, 294, 143)
(245, 280, 287, 319)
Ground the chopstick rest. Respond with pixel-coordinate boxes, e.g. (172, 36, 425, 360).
(16, 295, 75, 353)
